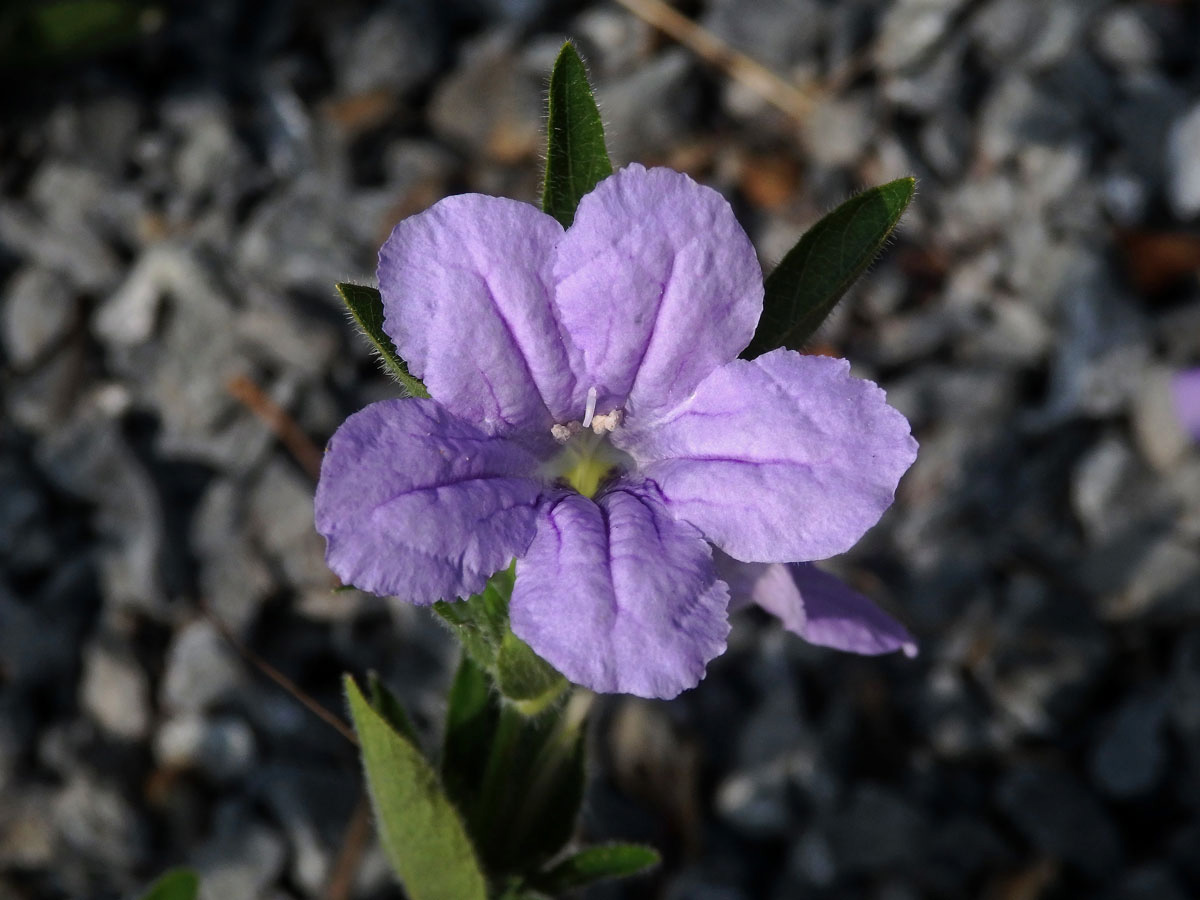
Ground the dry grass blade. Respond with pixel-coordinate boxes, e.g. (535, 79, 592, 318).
(611, 0, 815, 121)
(227, 373, 325, 481)
(200, 599, 359, 747)
(324, 792, 373, 900)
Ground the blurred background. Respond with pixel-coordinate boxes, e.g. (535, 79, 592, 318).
(2, 0, 1200, 898)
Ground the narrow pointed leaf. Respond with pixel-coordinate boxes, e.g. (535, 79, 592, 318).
(542, 42, 612, 228)
(744, 177, 916, 357)
(367, 670, 419, 746)
(533, 844, 661, 893)
(345, 676, 488, 900)
(138, 868, 199, 900)
(334, 282, 429, 397)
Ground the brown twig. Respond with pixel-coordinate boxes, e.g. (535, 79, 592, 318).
(200, 600, 359, 747)
(227, 372, 325, 480)
(611, 0, 815, 121)
(324, 792, 373, 900)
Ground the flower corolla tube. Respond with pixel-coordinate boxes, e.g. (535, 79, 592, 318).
(316, 165, 919, 698)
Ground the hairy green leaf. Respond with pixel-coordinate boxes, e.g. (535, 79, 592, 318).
(542, 41, 612, 228)
(137, 868, 199, 900)
(345, 676, 487, 900)
(367, 670, 419, 746)
(334, 282, 429, 397)
(433, 566, 513, 672)
(744, 177, 916, 357)
(533, 843, 660, 893)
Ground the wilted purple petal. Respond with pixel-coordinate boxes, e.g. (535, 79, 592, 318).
(378, 194, 582, 433)
(619, 349, 917, 563)
(716, 554, 917, 656)
(315, 399, 543, 604)
(510, 480, 730, 699)
(551, 165, 762, 421)
(1172, 368, 1200, 442)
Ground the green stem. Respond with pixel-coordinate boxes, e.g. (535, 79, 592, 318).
(475, 699, 524, 856)
(507, 690, 593, 854)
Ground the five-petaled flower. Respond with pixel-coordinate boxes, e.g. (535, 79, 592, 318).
(316, 165, 919, 699)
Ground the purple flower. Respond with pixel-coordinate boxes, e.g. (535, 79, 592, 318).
(1173, 368, 1200, 442)
(316, 165, 918, 698)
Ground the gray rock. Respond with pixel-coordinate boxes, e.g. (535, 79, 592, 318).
(1, 266, 76, 368)
(36, 396, 167, 612)
(247, 460, 332, 613)
(715, 764, 792, 837)
(191, 478, 274, 637)
(978, 74, 1079, 165)
(0, 459, 54, 576)
(1071, 435, 1140, 541)
(875, 0, 967, 73)
(161, 620, 243, 714)
(155, 714, 257, 781)
(0, 204, 121, 294)
(1029, 253, 1148, 426)
(997, 767, 1121, 876)
(1167, 102, 1200, 219)
(598, 49, 699, 161)
(238, 179, 366, 293)
(195, 804, 286, 900)
(572, 7, 654, 79)
(702, 0, 824, 71)
(801, 92, 876, 168)
(332, 5, 441, 96)
(789, 830, 837, 887)
(165, 95, 249, 205)
(1089, 689, 1168, 798)
(257, 765, 358, 894)
(79, 640, 152, 741)
(428, 31, 543, 162)
(828, 785, 927, 871)
(1132, 367, 1194, 472)
(881, 35, 966, 115)
(0, 787, 56, 868)
(52, 775, 147, 869)
(1093, 7, 1160, 71)
(1113, 73, 1187, 185)
(919, 108, 971, 179)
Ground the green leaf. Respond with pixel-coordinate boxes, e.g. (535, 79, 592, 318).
(367, 670, 419, 746)
(345, 676, 488, 900)
(138, 868, 199, 900)
(743, 177, 916, 357)
(435, 566, 565, 710)
(433, 566, 513, 673)
(542, 41, 612, 228)
(0, 1, 149, 64)
(501, 707, 587, 870)
(495, 631, 567, 714)
(533, 844, 661, 893)
(441, 654, 500, 826)
(334, 282, 429, 397)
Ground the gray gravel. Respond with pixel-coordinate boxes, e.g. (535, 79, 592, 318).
(2, 1, 1200, 899)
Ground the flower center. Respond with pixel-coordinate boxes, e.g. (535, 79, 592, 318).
(544, 388, 630, 498)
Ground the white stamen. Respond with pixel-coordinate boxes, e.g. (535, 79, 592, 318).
(551, 423, 573, 443)
(582, 386, 598, 429)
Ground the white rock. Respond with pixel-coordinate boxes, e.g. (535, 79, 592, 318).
(80, 643, 151, 741)
(1167, 103, 1200, 220)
